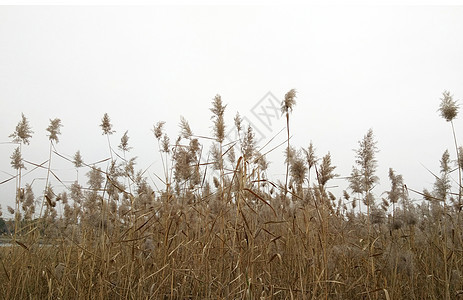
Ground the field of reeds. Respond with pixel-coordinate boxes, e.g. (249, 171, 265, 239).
(1, 90, 462, 299)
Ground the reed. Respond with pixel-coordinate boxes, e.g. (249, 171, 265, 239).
(1, 91, 462, 299)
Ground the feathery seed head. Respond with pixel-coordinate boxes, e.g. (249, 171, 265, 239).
(179, 116, 193, 139)
(234, 112, 242, 133)
(438, 90, 459, 122)
(318, 152, 338, 187)
(100, 113, 114, 135)
(9, 113, 33, 145)
(458, 146, 463, 170)
(118, 130, 132, 152)
(10, 146, 25, 170)
(153, 121, 165, 140)
(210, 94, 226, 117)
(73, 150, 84, 168)
(290, 151, 307, 186)
(46, 118, 63, 143)
(161, 134, 170, 153)
(210, 95, 226, 143)
(281, 89, 297, 115)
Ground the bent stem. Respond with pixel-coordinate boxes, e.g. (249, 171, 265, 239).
(39, 141, 53, 219)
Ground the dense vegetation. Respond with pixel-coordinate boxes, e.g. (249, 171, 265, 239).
(0, 90, 462, 299)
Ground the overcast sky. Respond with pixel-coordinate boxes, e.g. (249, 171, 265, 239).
(1, 5, 463, 215)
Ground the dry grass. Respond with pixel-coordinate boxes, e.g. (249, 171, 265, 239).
(2, 187, 462, 299)
(2, 98, 463, 299)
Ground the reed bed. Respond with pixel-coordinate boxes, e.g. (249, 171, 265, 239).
(1, 90, 462, 299)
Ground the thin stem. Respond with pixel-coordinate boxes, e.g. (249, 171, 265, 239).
(451, 121, 461, 208)
(220, 141, 224, 201)
(102, 133, 113, 256)
(123, 150, 132, 196)
(165, 149, 170, 198)
(156, 139, 168, 186)
(106, 133, 114, 162)
(285, 113, 290, 197)
(14, 143, 22, 239)
(39, 141, 53, 219)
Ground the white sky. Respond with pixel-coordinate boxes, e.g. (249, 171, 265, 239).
(1, 5, 463, 215)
